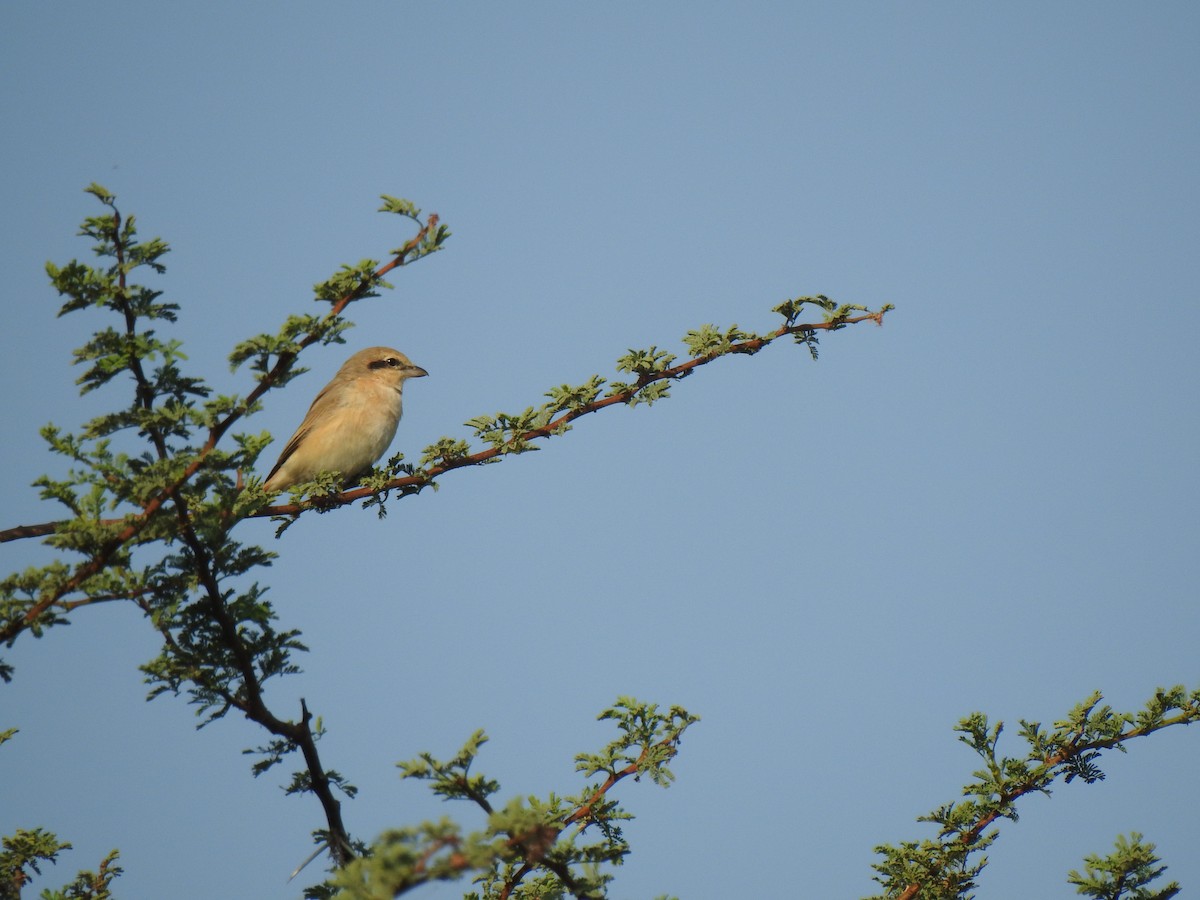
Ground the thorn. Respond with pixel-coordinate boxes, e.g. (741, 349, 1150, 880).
(288, 841, 329, 882)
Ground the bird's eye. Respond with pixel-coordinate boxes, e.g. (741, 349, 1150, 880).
(368, 357, 402, 370)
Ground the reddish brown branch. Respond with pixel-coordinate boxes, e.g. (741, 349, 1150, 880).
(1, 305, 882, 546)
(496, 731, 685, 899)
(260, 309, 889, 519)
(898, 708, 1200, 898)
(0, 522, 59, 542)
(308, 725, 687, 896)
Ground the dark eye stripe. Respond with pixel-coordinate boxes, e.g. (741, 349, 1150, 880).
(368, 357, 402, 369)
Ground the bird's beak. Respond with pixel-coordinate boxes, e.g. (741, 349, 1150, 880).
(408, 365, 429, 378)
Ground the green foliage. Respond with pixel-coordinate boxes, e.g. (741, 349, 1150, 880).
(544, 375, 606, 414)
(227, 311, 349, 380)
(0, 831, 121, 900)
(419, 436, 473, 469)
(578, 698, 697, 789)
(325, 699, 697, 899)
(37, 850, 123, 900)
(869, 687, 1200, 899)
(680, 324, 758, 358)
(1, 828, 72, 890)
(0, 728, 122, 898)
(379, 194, 452, 262)
(466, 408, 557, 455)
(0, 187, 454, 887)
(399, 729, 500, 804)
(6, 185, 1187, 900)
(1068, 833, 1180, 900)
(771, 295, 894, 359)
(2, 187, 891, 898)
(437, 301, 897, 475)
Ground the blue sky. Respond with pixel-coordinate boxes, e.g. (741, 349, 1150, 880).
(2, 3, 1198, 898)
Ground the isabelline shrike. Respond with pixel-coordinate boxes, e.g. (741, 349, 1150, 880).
(263, 346, 427, 492)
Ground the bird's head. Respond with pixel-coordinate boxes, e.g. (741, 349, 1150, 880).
(343, 346, 429, 389)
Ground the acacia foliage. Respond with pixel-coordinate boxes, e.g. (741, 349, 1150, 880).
(4, 188, 1183, 900)
(0, 187, 884, 898)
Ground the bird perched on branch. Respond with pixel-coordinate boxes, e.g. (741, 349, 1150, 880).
(263, 346, 428, 492)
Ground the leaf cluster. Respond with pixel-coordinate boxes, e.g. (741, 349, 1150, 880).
(1, 732, 122, 899)
(324, 699, 698, 899)
(869, 686, 1200, 899)
(1068, 833, 1180, 900)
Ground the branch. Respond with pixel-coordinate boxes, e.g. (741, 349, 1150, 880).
(497, 721, 688, 899)
(161, 483, 356, 864)
(259, 308, 890, 519)
(954, 709, 1200, 851)
(118, 205, 361, 865)
(368, 699, 694, 897)
(294, 699, 355, 865)
(889, 690, 1200, 899)
(2, 308, 885, 543)
(1, 522, 58, 543)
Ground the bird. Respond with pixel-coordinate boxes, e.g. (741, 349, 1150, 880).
(262, 346, 428, 493)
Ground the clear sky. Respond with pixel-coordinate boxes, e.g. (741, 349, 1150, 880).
(2, 3, 1198, 898)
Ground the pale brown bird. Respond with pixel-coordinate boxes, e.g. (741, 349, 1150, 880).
(263, 346, 428, 492)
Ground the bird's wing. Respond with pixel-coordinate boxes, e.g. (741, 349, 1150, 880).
(264, 381, 341, 482)
(264, 425, 311, 483)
